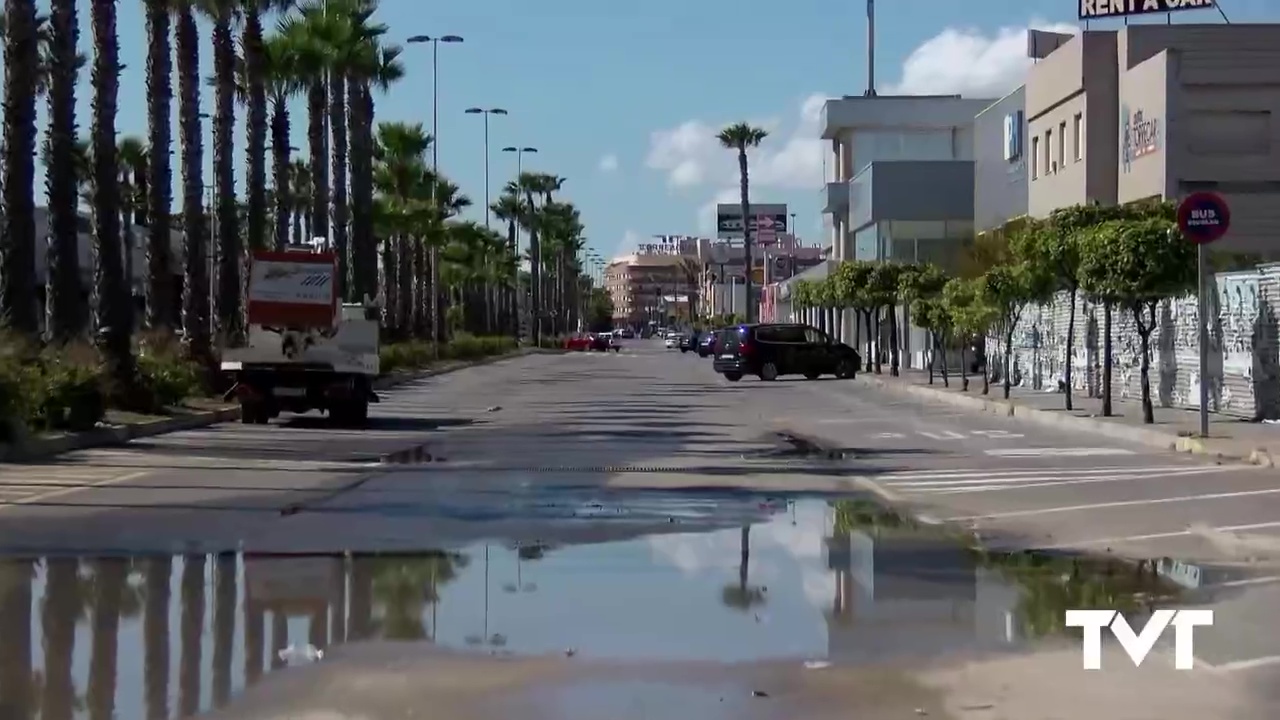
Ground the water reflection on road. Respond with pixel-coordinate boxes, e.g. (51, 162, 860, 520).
(0, 498, 1187, 719)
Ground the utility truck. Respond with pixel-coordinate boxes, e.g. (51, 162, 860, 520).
(221, 246, 380, 425)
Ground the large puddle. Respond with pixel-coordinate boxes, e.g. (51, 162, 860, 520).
(0, 498, 1197, 719)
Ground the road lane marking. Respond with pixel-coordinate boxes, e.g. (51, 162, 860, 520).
(918, 430, 967, 440)
(898, 468, 1220, 494)
(1060, 520, 1280, 547)
(0, 470, 152, 511)
(875, 465, 1199, 482)
(985, 447, 1135, 457)
(946, 487, 1280, 522)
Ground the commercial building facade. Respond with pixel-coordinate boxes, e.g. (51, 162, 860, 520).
(973, 87, 1029, 232)
(603, 254, 697, 325)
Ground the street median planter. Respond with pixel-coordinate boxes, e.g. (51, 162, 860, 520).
(0, 348, 541, 462)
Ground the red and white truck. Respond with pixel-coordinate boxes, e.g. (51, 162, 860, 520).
(221, 246, 381, 425)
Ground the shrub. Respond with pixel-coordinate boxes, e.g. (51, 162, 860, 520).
(136, 332, 203, 408)
(34, 343, 106, 432)
(379, 335, 517, 374)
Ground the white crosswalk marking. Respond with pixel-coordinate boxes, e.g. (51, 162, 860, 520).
(918, 430, 967, 440)
(869, 465, 1225, 496)
(0, 464, 152, 508)
(985, 447, 1135, 457)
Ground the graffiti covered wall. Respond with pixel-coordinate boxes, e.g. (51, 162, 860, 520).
(984, 263, 1280, 419)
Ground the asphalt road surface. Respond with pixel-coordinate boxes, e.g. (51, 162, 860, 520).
(5, 337, 1280, 718)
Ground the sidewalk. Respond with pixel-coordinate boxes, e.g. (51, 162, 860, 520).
(854, 367, 1280, 467)
(0, 348, 550, 462)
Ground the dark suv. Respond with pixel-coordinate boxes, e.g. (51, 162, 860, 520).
(712, 323, 860, 382)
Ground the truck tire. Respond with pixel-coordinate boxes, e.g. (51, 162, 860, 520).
(240, 400, 269, 425)
(331, 398, 369, 427)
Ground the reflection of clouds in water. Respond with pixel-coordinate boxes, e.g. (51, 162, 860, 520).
(648, 502, 836, 607)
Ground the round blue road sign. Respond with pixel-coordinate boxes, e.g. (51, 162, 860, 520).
(1177, 192, 1230, 245)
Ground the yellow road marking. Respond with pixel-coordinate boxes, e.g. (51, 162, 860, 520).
(0, 470, 153, 511)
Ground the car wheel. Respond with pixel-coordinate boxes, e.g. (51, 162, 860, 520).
(723, 372, 743, 382)
(759, 362, 779, 381)
(681, 347, 689, 353)
(804, 371, 820, 380)
(836, 360, 856, 379)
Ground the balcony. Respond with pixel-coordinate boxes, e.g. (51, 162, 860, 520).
(822, 181, 849, 215)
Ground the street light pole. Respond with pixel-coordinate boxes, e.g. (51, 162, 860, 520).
(465, 107, 508, 229)
(502, 146, 537, 341)
(407, 34, 463, 355)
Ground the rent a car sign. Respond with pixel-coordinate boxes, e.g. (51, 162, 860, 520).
(1079, 0, 1213, 20)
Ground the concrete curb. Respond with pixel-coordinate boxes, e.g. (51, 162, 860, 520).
(853, 374, 1278, 467)
(0, 347, 545, 462)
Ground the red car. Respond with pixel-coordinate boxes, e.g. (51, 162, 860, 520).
(564, 334, 592, 351)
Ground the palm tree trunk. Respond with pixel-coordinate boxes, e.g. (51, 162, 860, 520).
(212, 553, 236, 708)
(270, 100, 290, 250)
(42, 558, 79, 720)
(412, 239, 426, 336)
(243, 7, 267, 253)
(46, 0, 86, 341)
(177, 6, 211, 363)
(90, 0, 137, 398)
(348, 80, 376, 303)
(88, 558, 126, 720)
(736, 149, 754, 323)
(329, 71, 350, 300)
(0, 0, 41, 337)
(307, 79, 329, 252)
(0, 561, 33, 720)
(396, 236, 412, 338)
(143, 557, 171, 720)
(178, 555, 206, 717)
(213, 16, 241, 342)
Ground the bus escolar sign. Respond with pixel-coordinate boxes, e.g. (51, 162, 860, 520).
(1079, 0, 1215, 21)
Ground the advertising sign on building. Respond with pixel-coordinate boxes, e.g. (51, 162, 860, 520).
(716, 203, 789, 240)
(1003, 110, 1024, 161)
(1079, 0, 1214, 21)
(1121, 105, 1161, 173)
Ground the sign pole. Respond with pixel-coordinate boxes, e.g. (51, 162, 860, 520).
(1197, 241, 1209, 438)
(1177, 190, 1230, 440)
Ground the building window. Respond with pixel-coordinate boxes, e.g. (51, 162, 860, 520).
(1031, 136, 1040, 178)
(1073, 113, 1084, 161)
(1058, 121, 1066, 169)
(1045, 129, 1053, 174)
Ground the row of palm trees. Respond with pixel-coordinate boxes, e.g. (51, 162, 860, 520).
(0, 0, 591, 400)
(0, 552, 471, 719)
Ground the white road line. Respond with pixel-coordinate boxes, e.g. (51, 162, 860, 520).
(984, 447, 1136, 457)
(946, 487, 1280, 522)
(876, 465, 1204, 483)
(0, 470, 152, 510)
(908, 468, 1221, 495)
(1062, 520, 1280, 547)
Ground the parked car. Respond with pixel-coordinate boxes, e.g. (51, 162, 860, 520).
(679, 333, 698, 353)
(564, 334, 592, 351)
(712, 323, 860, 382)
(664, 334, 681, 349)
(696, 331, 720, 358)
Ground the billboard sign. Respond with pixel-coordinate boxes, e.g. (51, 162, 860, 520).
(716, 203, 789, 239)
(1003, 110, 1024, 161)
(1079, 0, 1214, 21)
(1121, 105, 1160, 173)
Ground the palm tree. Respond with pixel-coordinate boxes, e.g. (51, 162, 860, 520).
(264, 34, 301, 250)
(202, 0, 243, 343)
(241, 0, 282, 255)
(143, 557, 171, 720)
(349, 43, 403, 304)
(370, 552, 466, 640)
(176, 0, 212, 365)
(118, 135, 149, 332)
(288, 158, 313, 244)
(716, 122, 769, 323)
(90, 0, 139, 404)
(42, 558, 81, 720)
(372, 120, 431, 337)
(87, 558, 126, 720)
(44, 0, 86, 342)
(144, 0, 174, 331)
(491, 191, 523, 337)
(1, 0, 42, 337)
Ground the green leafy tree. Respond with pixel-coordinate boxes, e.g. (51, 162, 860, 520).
(912, 296, 951, 386)
(982, 260, 1054, 399)
(830, 261, 876, 370)
(942, 277, 995, 393)
(865, 263, 904, 375)
(1012, 215, 1083, 409)
(898, 263, 948, 378)
(1078, 218, 1196, 424)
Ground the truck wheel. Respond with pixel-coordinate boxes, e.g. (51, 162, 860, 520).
(240, 401, 268, 425)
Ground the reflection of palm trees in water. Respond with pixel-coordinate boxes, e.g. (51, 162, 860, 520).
(87, 558, 131, 720)
(370, 551, 468, 641)
(212, 553, 237, 708)
(143, 557, 172, 720)
(721, 526, 767, 611)
(0, 559, 33, 720)
(179, 555, 206, 717)
(44, 558, 83, 720)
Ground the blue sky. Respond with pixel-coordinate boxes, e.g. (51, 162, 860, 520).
(22, 0, 1280, 263)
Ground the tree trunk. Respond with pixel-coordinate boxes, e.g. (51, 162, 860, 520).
(1064, 285, 1077, 410)
(0, 0, 41, 337)
(1102, 302, 1114, 417)
(177, 7, 211, 364)
(940, 336, 950, 388)
(47, 0, 87, 341)
(88, 558, 126, 720)
(306, 79, 328, 249)
(329, 71, 349, 300)
(143, 557, 171, 720)
(270, 100, 290, 250)
(1136, 303, 1155, 424)
(212, 15, 241, 342)
(872, 311, 882, 374)
(862, 310, 873, 372)
(960, 344, 968, 391)
(212, 553, 236, 708)
(737, 148, 754, 323)
(243, 8, 266, 253)
(42, 558, 79, 720)
(926, 331, 935, 384)
(178, 555, 206, 717)
(1002, 327, 1015, 400)
(888, 304, 900, 376)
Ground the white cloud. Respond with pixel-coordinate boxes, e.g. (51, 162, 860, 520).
(885, 20, 1078, 97)
(696, 188, 740, 234)
(612, 229, 641, 259)
(598, 153, 619, 173)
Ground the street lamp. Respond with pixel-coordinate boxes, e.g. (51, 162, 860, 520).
(464, 107, 509, 229)
(501, 146, 537, 341)
(407, 34, 463, 356)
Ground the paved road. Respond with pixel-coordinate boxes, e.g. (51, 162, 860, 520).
(5, 337, 1280, 679)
